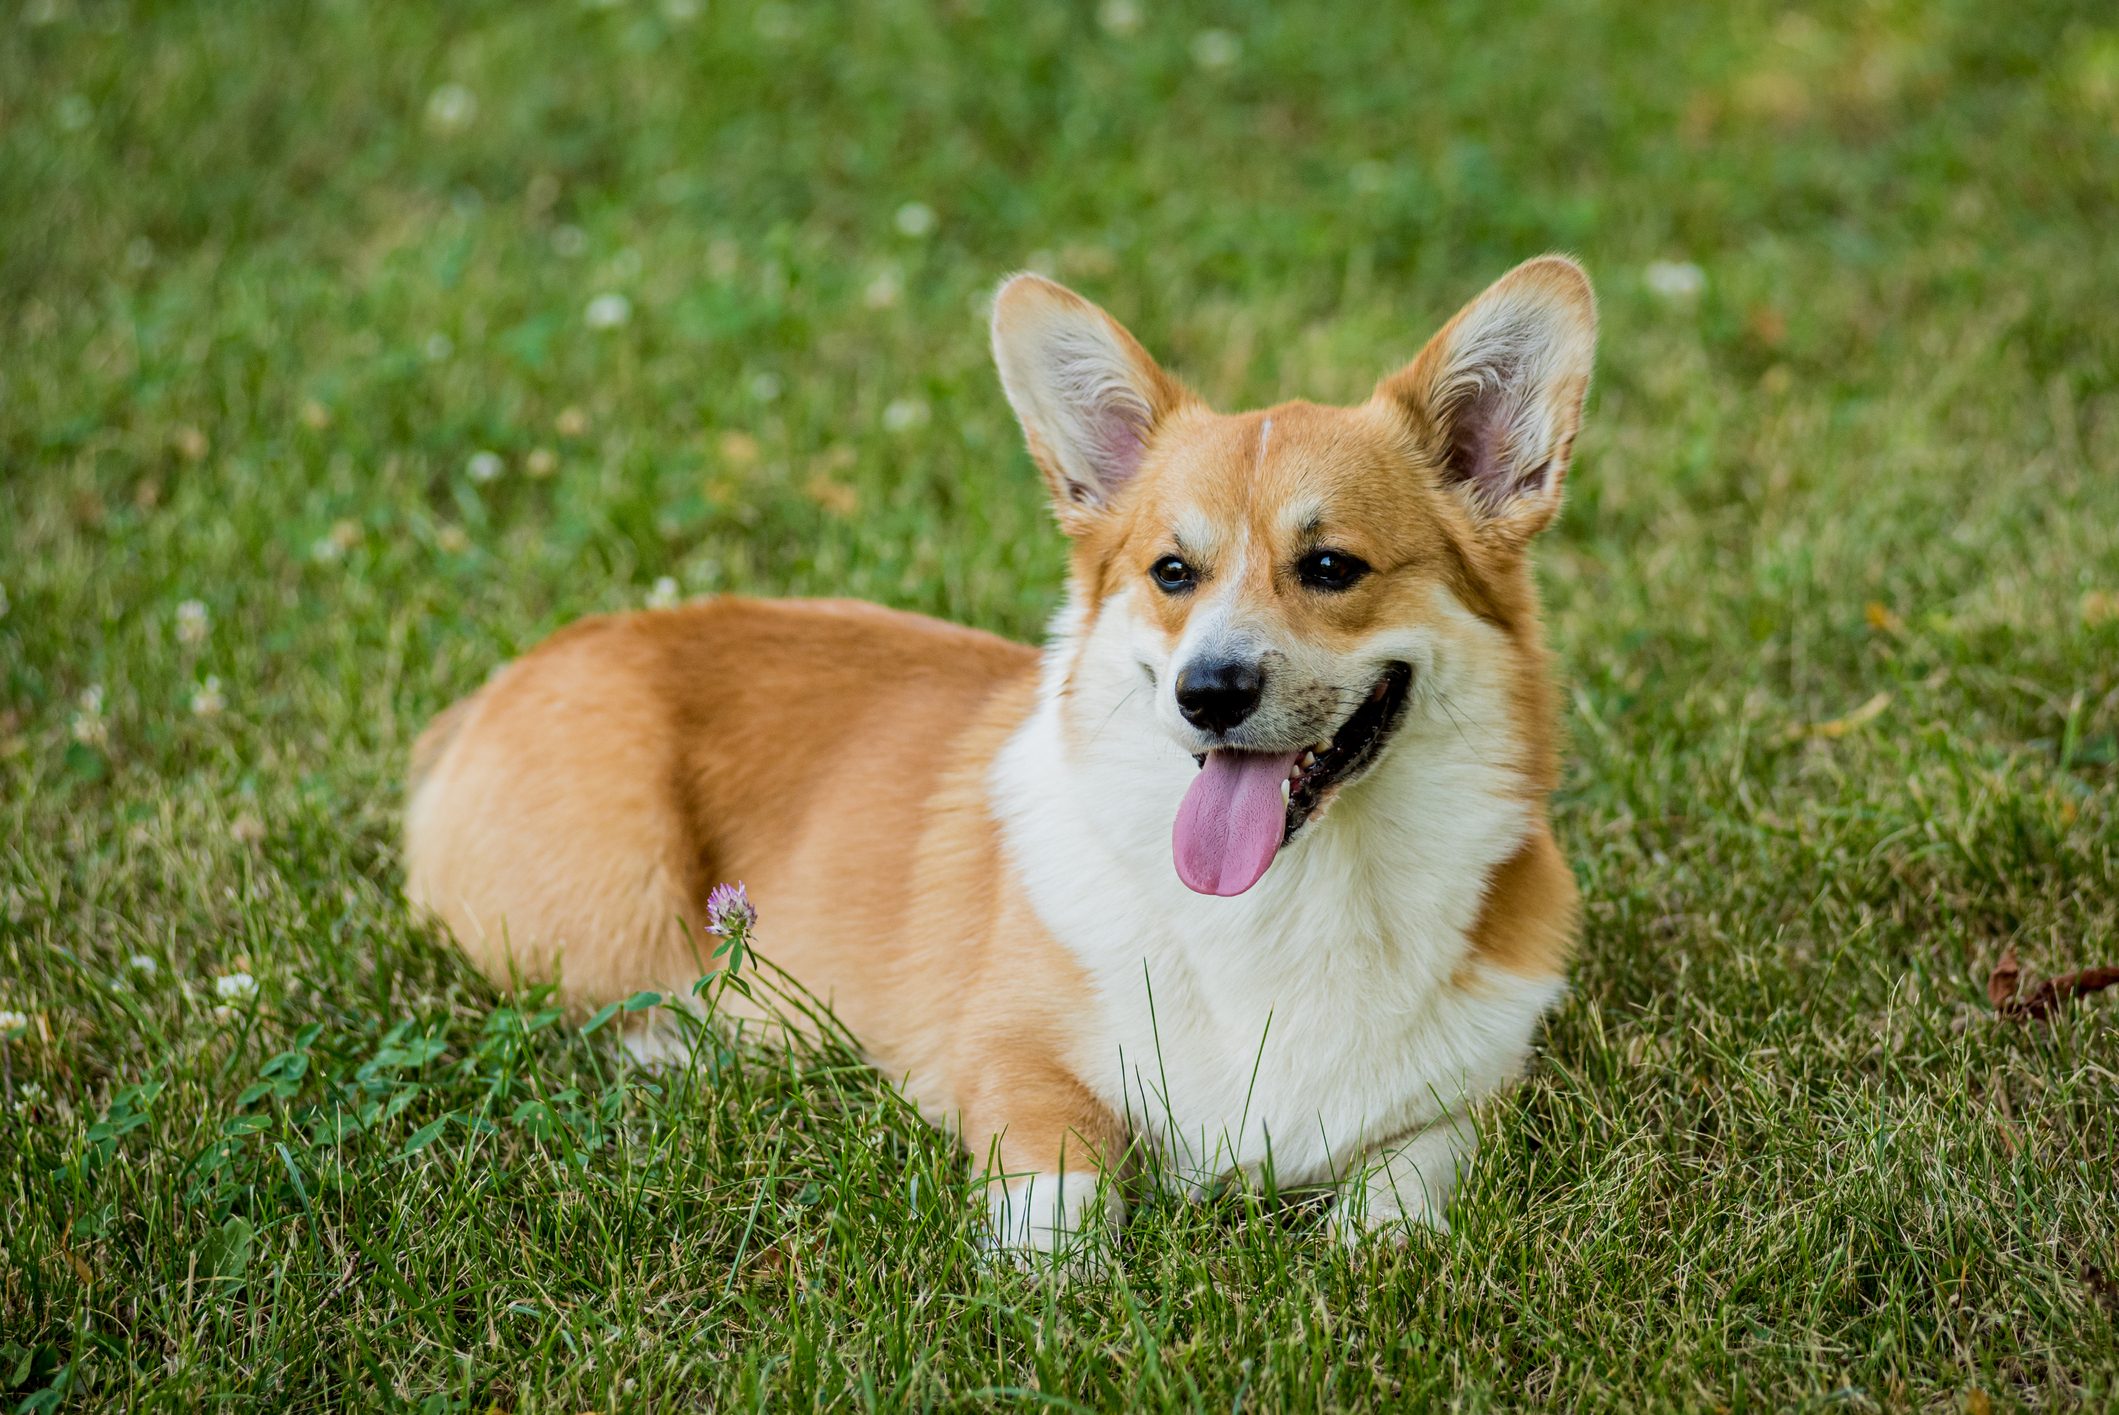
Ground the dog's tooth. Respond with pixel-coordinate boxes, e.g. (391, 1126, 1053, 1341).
(1300, 750, 1316, 768)
(1280, 777, 1291, 802)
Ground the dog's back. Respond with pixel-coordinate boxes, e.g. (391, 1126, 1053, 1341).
(404, 597, 1039, 1011)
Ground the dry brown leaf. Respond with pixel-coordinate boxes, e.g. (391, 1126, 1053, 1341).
(1986, 948, 2021, 1011)
(1747, 304, 1788, 349)
(2014, 966, 2119, 1020)
(2085, 1263, 2119, 1314)
(804, 475, 858, 517)
(1863, 601, 1904, 633)
(1786, 691, 1892, 743)
(717, 430, 761, 468)
(1987, 949, 2119, 1021)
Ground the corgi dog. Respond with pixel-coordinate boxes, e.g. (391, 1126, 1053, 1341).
(403, 256, 1595, 1255)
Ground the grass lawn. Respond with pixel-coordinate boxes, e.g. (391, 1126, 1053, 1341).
(5, 0, 2118, 1408)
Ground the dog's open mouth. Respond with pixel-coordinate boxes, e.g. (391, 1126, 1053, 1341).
(1172, 662, 1413, 897)
(1282, 660, 1414, 842)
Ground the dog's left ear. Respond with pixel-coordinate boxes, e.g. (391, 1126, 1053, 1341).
(1377, 256, 1597, 547)
(991, 274, 1189, 533)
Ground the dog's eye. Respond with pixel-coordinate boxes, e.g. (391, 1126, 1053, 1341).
(1149, 556, 1197, 593)
(1297, 550, 1370, 592)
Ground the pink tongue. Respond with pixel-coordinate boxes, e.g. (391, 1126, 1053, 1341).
(1173, 749, 1302, 897)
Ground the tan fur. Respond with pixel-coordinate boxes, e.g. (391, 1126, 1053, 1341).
(1463, 829, 1579, 980)
(404, 597, 1119, 1172)
(404, 257, 1594, 1233)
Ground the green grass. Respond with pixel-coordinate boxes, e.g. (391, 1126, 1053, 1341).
(4, 0, 2118, 1408)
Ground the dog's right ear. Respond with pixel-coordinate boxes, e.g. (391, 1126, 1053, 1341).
(991, 274, 1188, 532)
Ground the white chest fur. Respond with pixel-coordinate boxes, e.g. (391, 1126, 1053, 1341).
(991, 597, 1564, 1191)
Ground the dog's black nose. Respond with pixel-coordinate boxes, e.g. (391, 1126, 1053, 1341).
(1175, 659, 1265, 735)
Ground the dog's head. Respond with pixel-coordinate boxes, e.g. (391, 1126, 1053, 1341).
(992, 258, 1596, 897)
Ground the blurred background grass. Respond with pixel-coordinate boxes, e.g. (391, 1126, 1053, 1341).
(3, 0, 2117, 1409)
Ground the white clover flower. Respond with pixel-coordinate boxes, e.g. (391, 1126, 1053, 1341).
(0, 1010, 28, 1038)
(190, 677, 225, 718)
(425, 83, 477, 134)
(646, 576, 681, 610)
(175, 598, 210, 645)
(71, 686, 108, 746)
(129, 954, 158, 978)
(15, 1081, 45, 1110)
(312, 519, 361, 564)
(214, 972, 257, 1003)
(1644, 259, 1706, 303)
(585, 293, 632, 329)
(466, 450, 505, 483)
(863, 269, 903, 310)
(882, 397, 930, 434)
(1097, 0, 1142, 36)
(893, 202, 938, 239)
(1191, 29, 1241, 70)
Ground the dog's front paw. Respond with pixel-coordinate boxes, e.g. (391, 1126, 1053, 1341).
(1331, 1120, 1471, 1245)
(1328, 1186, 1450, 1246)
(983, 1171, 1118, 1274)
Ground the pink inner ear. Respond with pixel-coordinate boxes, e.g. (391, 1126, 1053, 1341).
(1439, 363, 1556, 511)
(1085, 409, 1148, 495)
(1443, 390, 1519, 508)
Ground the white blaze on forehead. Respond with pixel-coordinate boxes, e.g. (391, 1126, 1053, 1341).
(1174, 534, 1256, 667)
